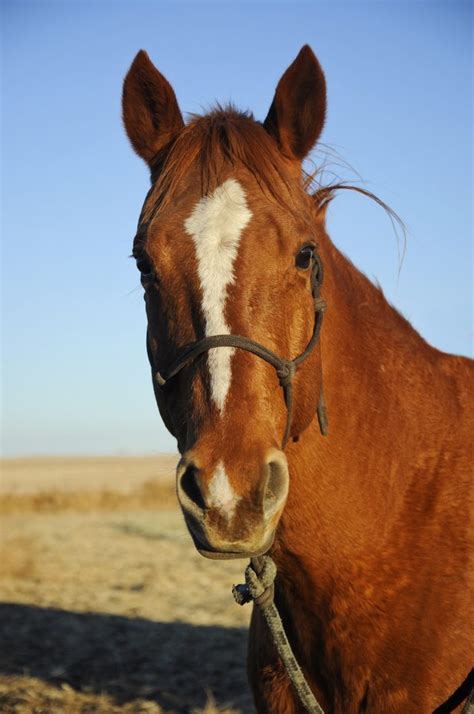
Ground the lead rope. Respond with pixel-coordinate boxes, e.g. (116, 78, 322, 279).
(463, 690, 474, 714)
(233, 555, 325, 714)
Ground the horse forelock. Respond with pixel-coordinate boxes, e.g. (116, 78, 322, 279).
(140, 106, 311, 225)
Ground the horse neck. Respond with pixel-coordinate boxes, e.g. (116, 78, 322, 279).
(279, 230, 444, 583)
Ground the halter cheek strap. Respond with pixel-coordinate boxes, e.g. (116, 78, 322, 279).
(148, 254, 328, 448)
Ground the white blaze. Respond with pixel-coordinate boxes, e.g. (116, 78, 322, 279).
(208, 461, 240, 518)
(184, 179, 252, 412)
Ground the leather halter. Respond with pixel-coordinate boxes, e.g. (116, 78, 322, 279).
(145, 248, 328, 449)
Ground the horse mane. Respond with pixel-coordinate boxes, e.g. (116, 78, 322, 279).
(313, 182, 406, 264)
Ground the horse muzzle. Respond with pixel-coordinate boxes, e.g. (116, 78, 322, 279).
(176, 448, 289, 560)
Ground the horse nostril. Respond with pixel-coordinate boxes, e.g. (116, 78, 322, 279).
(179, 464, 206, 510)
(263, 452, 289, 516)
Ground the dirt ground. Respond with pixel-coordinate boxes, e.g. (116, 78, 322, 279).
(0, 456, 254, 713)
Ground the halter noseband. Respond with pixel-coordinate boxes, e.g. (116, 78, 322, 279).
(147, 251, 328, 448)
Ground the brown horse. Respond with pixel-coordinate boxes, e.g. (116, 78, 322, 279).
(122, 46, 473, 713)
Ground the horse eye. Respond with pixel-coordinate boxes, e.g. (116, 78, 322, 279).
(295, 245, 315, 270)
(136, 256, 153, 277)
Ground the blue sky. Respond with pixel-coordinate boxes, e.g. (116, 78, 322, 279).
(2, 1, 472, 457)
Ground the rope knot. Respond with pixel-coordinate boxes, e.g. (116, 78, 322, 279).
(314, 297, 327, 313)
(276, 360, 296, 388)
(232, 555, 277, 610)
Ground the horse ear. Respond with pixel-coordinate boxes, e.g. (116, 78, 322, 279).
(122, 50, 184, 166)
(263, 45, 326, 161)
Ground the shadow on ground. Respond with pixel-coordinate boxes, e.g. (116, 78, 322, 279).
(0, 603, 252, 712)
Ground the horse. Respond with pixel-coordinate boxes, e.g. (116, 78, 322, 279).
(122, 46, 473, 713)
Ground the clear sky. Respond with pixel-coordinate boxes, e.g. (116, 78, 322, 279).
(2, 1, 472, 457)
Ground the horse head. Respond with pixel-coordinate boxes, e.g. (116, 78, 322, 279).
(122, 46, 327, 559)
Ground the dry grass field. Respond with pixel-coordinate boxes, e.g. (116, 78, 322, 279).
(0, 456, 254, 713)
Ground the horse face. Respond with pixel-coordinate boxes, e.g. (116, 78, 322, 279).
(123, 47, 327, 558)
